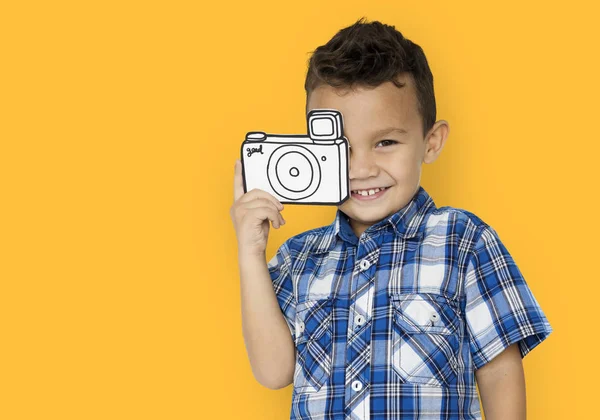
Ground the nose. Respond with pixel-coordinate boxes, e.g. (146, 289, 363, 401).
(349, 150, 379, 180)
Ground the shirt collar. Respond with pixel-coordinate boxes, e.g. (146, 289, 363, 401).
(312, 186, 435, 253)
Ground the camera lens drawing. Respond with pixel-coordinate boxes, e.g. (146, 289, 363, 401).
(267, 145, 321, 200)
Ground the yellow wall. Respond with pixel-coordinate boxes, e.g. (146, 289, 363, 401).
(1, 1, 596, 418)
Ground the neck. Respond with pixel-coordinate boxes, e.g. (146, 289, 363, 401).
(350, 220, 370, 239)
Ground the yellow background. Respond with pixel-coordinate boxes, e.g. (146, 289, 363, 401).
(1, 0, 597, 418)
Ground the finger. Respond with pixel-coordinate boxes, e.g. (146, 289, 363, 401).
(233, 159, 244, 202)
(239, 199, 285, 228)
(242, 198, 280, 213)
(255, 204, 285, 228)
(239, 188, 284, 210)
(247, 206, 281, 229)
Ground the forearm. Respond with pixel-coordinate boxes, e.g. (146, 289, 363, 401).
(476, 344, 526, 420)
(239, 251, 295, 389)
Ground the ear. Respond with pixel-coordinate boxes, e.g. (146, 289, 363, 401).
(422, 120, 450, 164)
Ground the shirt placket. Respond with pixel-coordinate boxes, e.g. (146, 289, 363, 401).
(344, 234, 379, 419)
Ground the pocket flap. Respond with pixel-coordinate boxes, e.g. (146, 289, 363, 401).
(296, 297, 333, 344)
(391, 293, 459, 335)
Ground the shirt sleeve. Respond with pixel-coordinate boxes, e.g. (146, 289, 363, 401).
(267, 241, 296, 342)
(464, 225, 553, 370)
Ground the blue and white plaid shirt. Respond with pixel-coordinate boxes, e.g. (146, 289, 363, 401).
(267, 186, 553, 419)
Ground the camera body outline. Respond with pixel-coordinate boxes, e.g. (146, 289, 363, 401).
(241, 109, 350, 205)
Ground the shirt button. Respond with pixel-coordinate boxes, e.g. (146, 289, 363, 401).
(351, 380, 363, 391)
(355, 314, 365, 326)
(298, 321, 305, 333)
(430, 313, 439, 323)
(359, 259, 371, 271)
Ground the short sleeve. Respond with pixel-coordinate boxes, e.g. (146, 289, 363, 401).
(267, 241, 296, 342)
(464, 225, 553, 370)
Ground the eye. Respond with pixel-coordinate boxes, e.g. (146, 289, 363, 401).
(377, 139, 398, 147)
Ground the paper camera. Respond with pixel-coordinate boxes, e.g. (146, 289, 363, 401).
(241, 109, 350, 205)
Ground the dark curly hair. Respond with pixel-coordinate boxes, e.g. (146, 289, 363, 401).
(305, 18, 436, 138)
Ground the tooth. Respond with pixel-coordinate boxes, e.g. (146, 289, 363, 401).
(368, 189, 375, 195)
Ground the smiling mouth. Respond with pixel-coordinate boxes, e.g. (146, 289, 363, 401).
(351, 187, 389, 197)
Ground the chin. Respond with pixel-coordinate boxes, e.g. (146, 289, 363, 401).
(341, 196, 408, 224)
(341, 204, 391, 224)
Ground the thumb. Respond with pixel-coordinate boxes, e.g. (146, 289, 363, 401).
(233, 159, 244, 201)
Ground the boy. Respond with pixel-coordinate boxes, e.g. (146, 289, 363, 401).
(230, 18, 552, 420)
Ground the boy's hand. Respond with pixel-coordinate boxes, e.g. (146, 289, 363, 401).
(230, 159, 286, 257)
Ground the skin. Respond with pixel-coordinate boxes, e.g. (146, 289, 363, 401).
(475, 343, 527, 419)
(307, 74, 448, 238)
(307, 74, 527, 418)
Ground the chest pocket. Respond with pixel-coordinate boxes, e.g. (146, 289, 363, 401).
(293, 297, 333, 393)
(390, 293, 461, 387)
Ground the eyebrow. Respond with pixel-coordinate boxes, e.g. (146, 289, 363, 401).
(370, 127, 409, 138)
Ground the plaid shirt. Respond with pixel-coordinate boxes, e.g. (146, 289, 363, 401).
(267, 186, 553, 419)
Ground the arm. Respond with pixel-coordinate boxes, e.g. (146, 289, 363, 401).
(475, 343, 526, 420)
(230, 159, 295, 390)
(465, 225, 552, 418)
(239, 251, 296, 389)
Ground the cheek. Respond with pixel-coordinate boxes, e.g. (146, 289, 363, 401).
(382, 154, 415, 179)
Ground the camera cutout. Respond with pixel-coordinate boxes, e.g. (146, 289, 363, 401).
(241, 109, 350, 205)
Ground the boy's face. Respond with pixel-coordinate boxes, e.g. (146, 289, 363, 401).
(307, 74, 449, 237)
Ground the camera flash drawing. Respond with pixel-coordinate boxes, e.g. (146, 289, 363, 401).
(241, 109, 350, 205)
